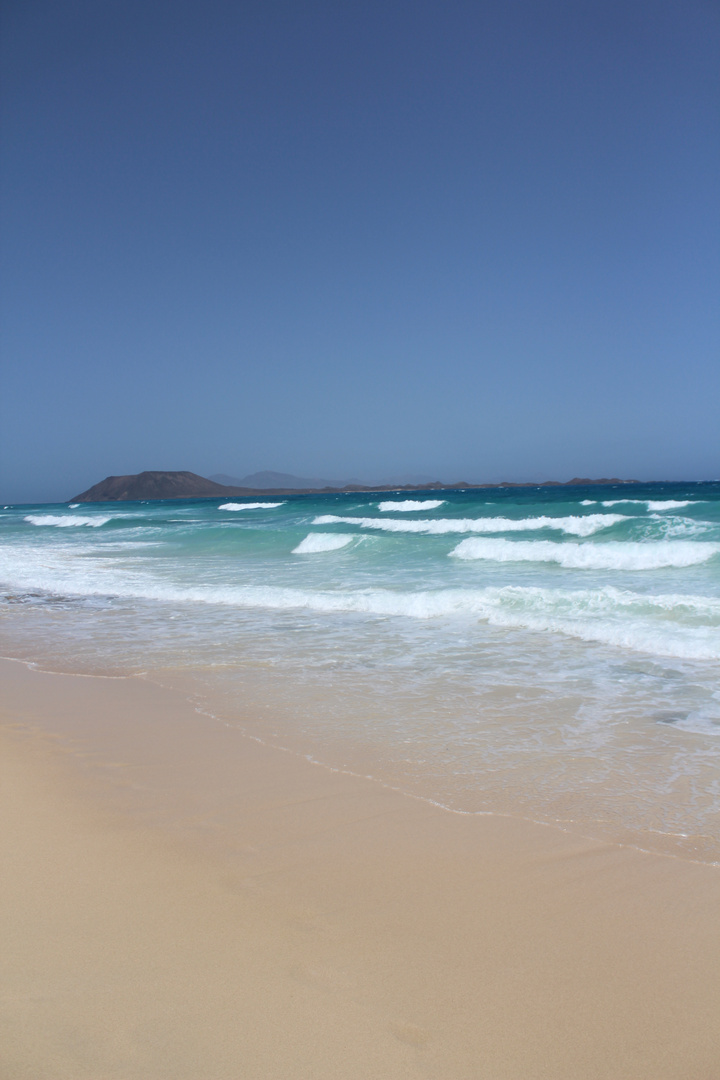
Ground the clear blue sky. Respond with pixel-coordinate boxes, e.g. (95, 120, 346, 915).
(2, 0, 718, 502)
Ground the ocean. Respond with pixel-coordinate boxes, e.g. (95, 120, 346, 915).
(2, 482, 719, 861)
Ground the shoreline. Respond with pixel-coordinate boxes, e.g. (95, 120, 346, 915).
(2, 657, 719, 1077)
(5, 652, 718, 867)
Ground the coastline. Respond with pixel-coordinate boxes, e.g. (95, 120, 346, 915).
(2, 657, 719, 1078)
(66, 469, 646, 504)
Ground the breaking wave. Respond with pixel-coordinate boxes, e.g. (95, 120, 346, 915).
(646, 500, 696, 511)
(24, 514, 111, 528)
(313, 513, 626, 537)
(450, 537, 720, 569)
(292, 533, 355, 553)
(377, 500, 445, 511)
(601, 499, 696, 510)
(217, 502, 286, 511)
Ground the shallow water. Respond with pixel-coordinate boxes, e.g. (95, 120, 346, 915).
(1, 482, 719, 860)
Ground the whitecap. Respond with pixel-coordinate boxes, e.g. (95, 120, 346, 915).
(217, 502, 286, 511)
(68, 504, 80, 509)
(601, 499, 695, 510)
(450, 537, 720, 570)
(24, 514, 111, 528)
(292, 533, 355, 554)
(312, 513, 626, 538)
(377, 500, 446, 511)
(646, 500, 694, 511)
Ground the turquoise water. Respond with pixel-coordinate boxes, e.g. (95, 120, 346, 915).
(2, 483, 719, 858)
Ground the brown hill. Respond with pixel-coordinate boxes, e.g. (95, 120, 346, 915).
(69, 471, 259, 503)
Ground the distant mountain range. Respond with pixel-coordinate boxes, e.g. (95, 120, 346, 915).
(210, 470, 442, 490)
(210, 471, 336, 490)
(70, 471, 637, 503)
(70, 470, 450, 502)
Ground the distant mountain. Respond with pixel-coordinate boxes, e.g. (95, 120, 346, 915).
(378, 473, 440, 487)
(210, 470, 336, 490)
(70, 471, 257, 503)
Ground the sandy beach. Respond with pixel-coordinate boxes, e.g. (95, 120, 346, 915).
(1, 656, 719, 1079)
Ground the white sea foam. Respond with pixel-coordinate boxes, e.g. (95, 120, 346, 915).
(2, 538, 719, 660)
(292, 533, 355, 553)
(313, 513, 626, 537)
(450, 537, 720, 570)
(469, 585, 720, 661)
(217, 502, 286, 511)
(98, 541, 161, 550)
(24, 514, 111, 528)
(68, 504, 80, 508)
(166, 584, 720, 659)
(377, 500, 445, 511)
(580, 500, 596, 506)
(647, 515, 715, 539)
(601, 499, 695, 510)
(646, 500, 695, 511)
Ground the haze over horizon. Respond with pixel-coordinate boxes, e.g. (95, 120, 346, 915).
(2, 0, 718, 504)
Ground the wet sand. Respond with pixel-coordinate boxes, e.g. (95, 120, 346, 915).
(1, 657, 719, 1078)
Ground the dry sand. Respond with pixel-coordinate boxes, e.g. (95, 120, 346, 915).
(1, 657, 719, 1079)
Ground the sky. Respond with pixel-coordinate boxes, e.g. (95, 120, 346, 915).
(1, 0, 718, 503)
